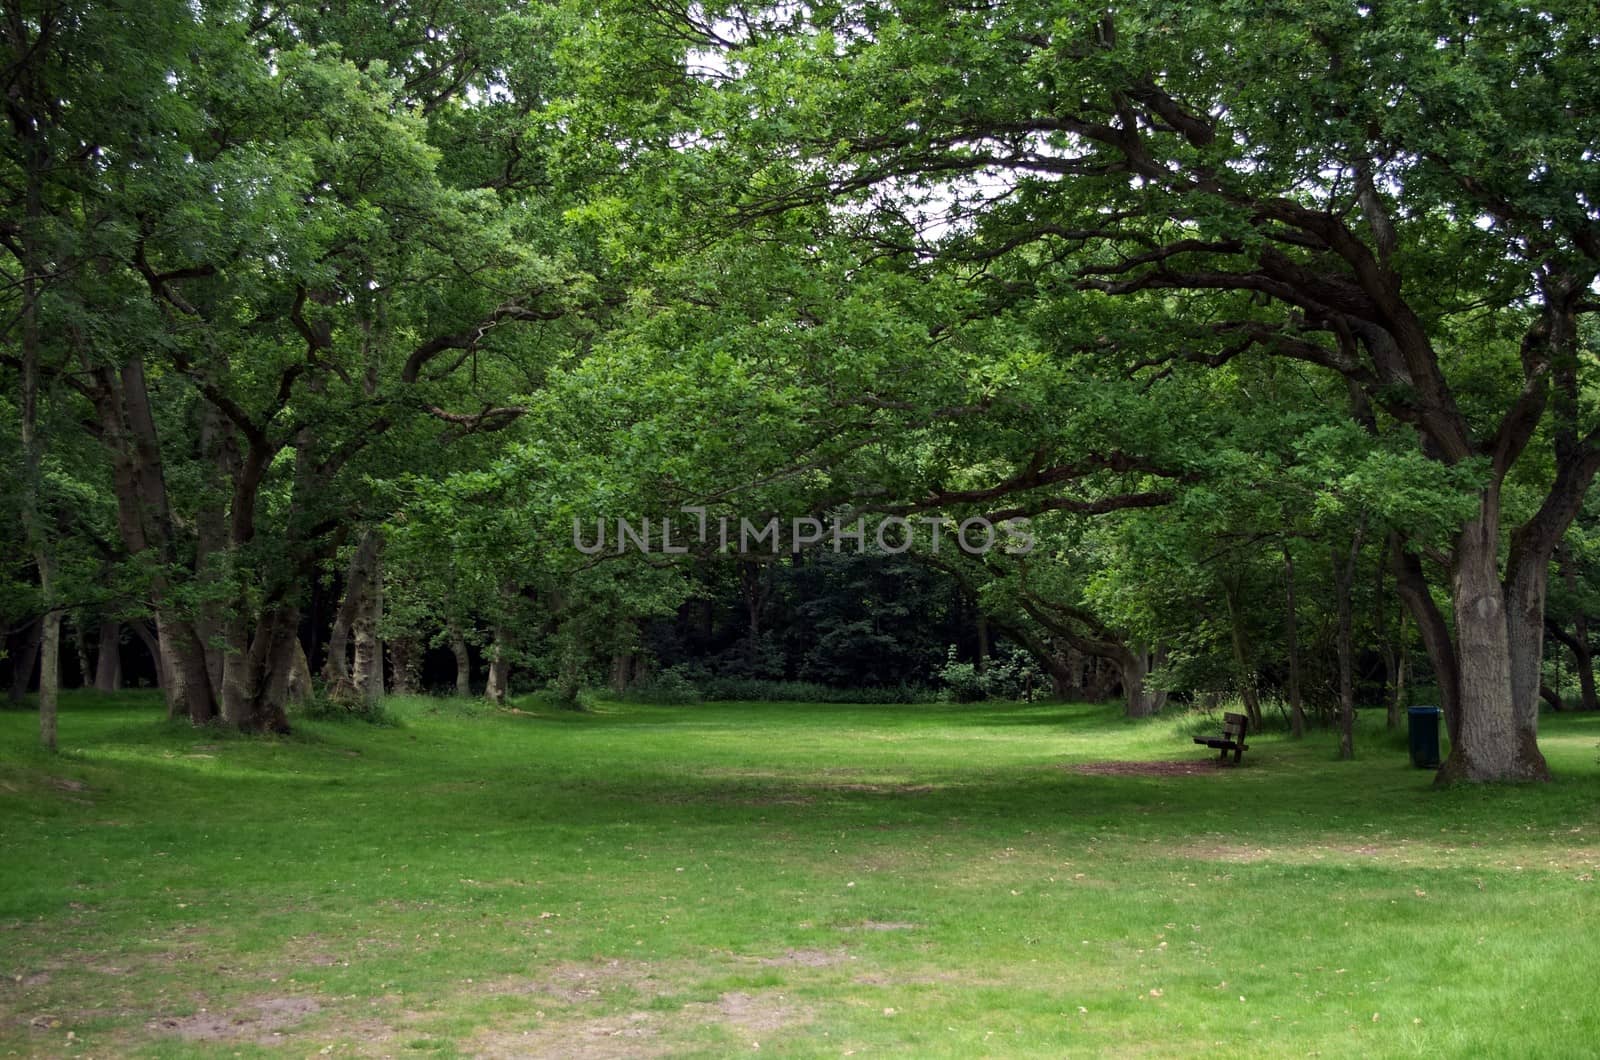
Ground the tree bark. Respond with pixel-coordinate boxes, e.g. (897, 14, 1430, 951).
(1282, 543, 1305, 739)
(1391, 538, 1461, 746)
(1332, 526, 1364, 761)
(129, 620, 165, 690)
(388, 635, 418, 696)
(69, 617, 91, 690)
(449, 623, 472, 697)
(18, 119, 58, 750)
(484, 625, 511, 705)
(1436, 494, 1550, 783)
(1388, 613, 1408, 729)
(90, 354, 218, 723)
(37, 606, 59, 751)
(93, 621, 122, 691)
(350, 543, 384, 706)
(1222, 576, 1263, 732)
(324, 529, 381, 698)
(287, 636, 314, 706)
(1118, 644, 1168, 718)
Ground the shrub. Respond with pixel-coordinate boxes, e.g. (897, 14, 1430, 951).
(937, 647, 988, 703)
(629, 665, 703, 705)
(296, 691, 401, 727)
(936, 646, 1047, 702)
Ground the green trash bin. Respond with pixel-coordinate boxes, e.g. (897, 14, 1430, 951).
(1407, 706, 1442, 768)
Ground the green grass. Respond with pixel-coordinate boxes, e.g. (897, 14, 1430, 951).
(1, 692, 1598, 1058)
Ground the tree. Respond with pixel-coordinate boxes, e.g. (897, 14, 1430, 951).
(619, 0, 1600, 781)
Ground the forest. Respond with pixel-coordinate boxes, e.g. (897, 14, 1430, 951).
(4, 2, 1600, 1055)
(7, 0, 1599, 782)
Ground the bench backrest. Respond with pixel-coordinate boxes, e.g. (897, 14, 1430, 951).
(1222, 712, 1248, 739)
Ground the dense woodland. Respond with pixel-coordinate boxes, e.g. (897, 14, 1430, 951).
(4, 0, 1599, 784)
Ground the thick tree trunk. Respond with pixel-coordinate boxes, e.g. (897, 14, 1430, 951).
(195, 402, 239, 694)
(90, 355, 218, 723)
(609, 651, 635, 694)
(1118, 644, 1167, 718)
(37, 603, 59, 751)
(93, 621, 122, 691)
(484, 625, 511, 705)
(324, 529, 381, 698)
(388, 635, 418, 696)
(1391, 539, 1461, 746)
(350, 544, 384, 706)
(18, 144, 57, 749)
(287, 636, 314, 706)
(1282, 544, 1305, 739)
(1437, 498, 1550, 783)
(218, 603, 297, 732)
(449, 623, 472, 697)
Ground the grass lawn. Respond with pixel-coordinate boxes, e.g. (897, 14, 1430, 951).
(2, 693, 1598, 1058)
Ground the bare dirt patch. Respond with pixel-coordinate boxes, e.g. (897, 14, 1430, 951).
(1067, 759, 1226, 777)
(469, 1010, 661, 1059)
(485, 958, 665, 1004)
(469, 989, 804, 1059)
(748, 947, 850, 968)
(839, 920, 919, 932)
(683, 990, 799, 1034)
(147, 994, 321, 1045)
(1178, 842, 1274, 863)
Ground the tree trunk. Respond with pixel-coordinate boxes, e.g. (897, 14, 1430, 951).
(1553, 548, 1598, 710)
(350, 544, 384, 706)
(324, 529, 381, 698)
(93, 354, 218, 724)
(1118, 645, 1167, 718)
(218, 603, 298, 732)
(93, 621, 122, 691)
(1222, 576, 1263, 731)
(69, 617, 91, 690)
(130, 620, 165, 691)
(449, 623, 472, 697)
(1388, 613, 1408, 729)
(195, 401, 239, 695)
(37, 604, 59, 751)
(555, 636, 583, 708)
(975, 612, 990, 675)
(1391, 538, 1461, 746)
(609, 651, 635, 694)
(287, 636, 314, 706)
(388, 635, 418, 696)
(1282, 543, 1305, 739)
(18, 134, 58, 750)
(1332, 526, 1364, 761)
(485, 625, 511, 705)
(1437, 496, 1550, 783)
(1546, 619, 1597, 711)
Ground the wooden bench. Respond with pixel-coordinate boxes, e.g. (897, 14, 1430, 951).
(1193, 711, 1249, 765)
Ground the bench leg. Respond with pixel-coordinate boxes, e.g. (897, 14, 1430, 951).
(1233, 745, 1243, 766)
(1218, 747, 1228, 764)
